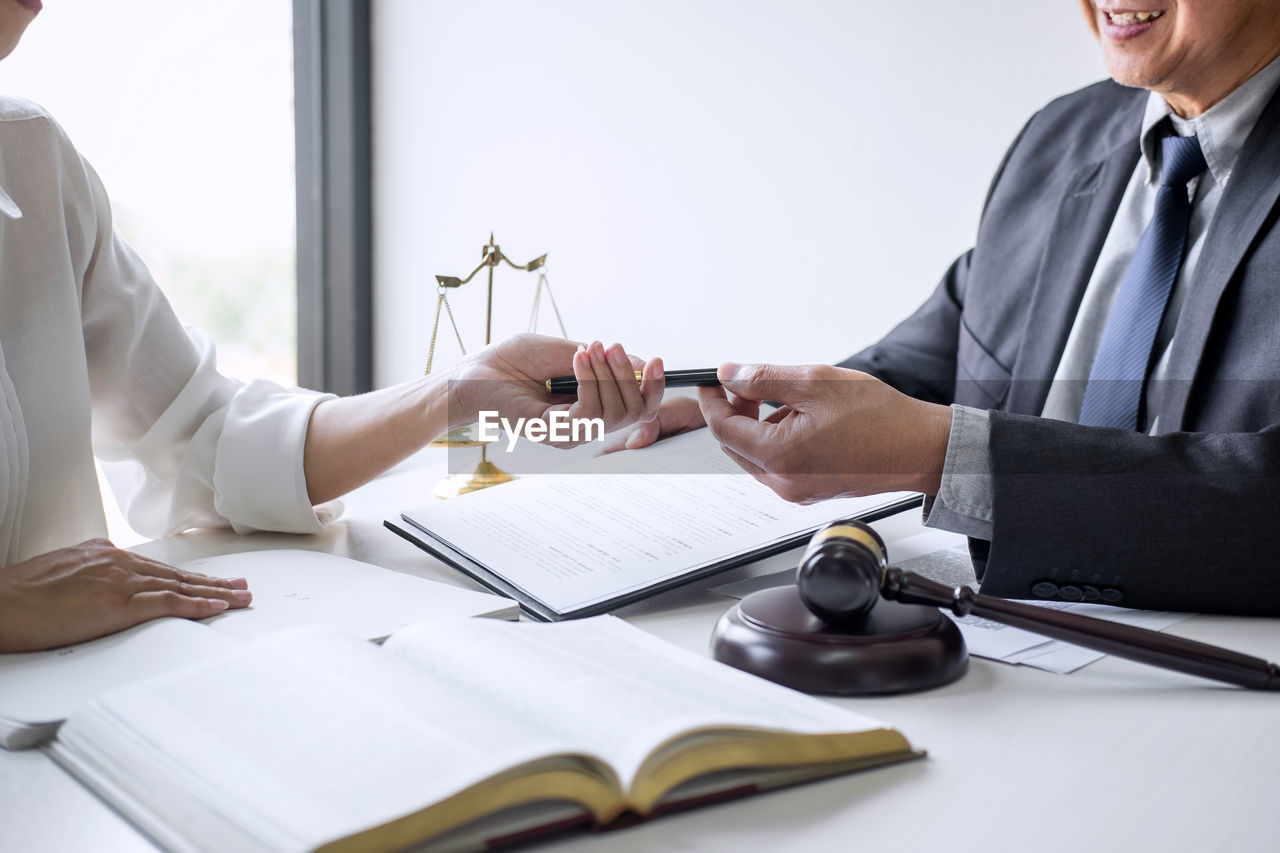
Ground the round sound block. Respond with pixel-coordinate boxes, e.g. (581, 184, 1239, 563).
(711, 585, 969, 695)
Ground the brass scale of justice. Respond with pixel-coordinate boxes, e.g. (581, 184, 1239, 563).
(424, 234, 567, 499)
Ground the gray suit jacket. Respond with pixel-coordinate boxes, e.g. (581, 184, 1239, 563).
(841, 79, 1280, 615)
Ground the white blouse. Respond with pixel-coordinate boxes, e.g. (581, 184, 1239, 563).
(0, 97, 332, 566)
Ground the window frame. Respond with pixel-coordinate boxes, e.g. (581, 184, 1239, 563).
(293, 0, 373, 395)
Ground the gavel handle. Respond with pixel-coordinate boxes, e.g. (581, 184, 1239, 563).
(882, 569, 1280, 691)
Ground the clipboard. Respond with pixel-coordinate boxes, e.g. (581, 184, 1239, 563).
(385, 494, 921, 621)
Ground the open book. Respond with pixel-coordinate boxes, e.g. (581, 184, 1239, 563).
(48, 616, 919, 853)
(391, 429, 920, 619)
(0, 549, 515, 749)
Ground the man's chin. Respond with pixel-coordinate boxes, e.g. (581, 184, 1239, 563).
(1099, 52, 1171, 93)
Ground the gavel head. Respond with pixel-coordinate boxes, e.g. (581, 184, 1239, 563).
(796, 520, 888, 626)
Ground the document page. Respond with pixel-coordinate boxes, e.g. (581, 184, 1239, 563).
(403, 430, 914, 614)
(182, 549, 517, 640)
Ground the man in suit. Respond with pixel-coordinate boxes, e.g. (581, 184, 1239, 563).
(629, 0, 1280, 614)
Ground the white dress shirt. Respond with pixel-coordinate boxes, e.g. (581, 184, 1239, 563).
(0, 97, 333, 566)
(926, 55, 1280, 540)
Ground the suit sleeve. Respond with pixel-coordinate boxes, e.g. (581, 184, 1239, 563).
(979, 413, 1280, 615)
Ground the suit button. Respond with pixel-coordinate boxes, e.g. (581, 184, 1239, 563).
(1031, 581, 1059, 598)
(1100, 588, 1124, 603)
(1058, 585, 1084, 601)
(1082, 585, 1102, 601)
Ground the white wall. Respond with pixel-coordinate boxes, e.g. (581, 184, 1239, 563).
(372, 1, 1105, 387)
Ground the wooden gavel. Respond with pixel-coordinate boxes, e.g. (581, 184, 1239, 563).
(796, 520, 1280, 691)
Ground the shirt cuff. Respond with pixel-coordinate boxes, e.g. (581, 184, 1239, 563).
(924, 404, 994, 540)
(213, 380, 339, 534)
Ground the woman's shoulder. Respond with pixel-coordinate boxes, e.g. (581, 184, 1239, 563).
(0, 95, 71, 155)
(0, 95, 57, 124)
(0, 97, 98, 218)
(0, 96, 85, 177)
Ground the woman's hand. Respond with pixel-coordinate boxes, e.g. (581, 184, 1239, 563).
(304, 334, 667, 503)
(602, 395, 707, 453)
(0, 539, 252, 653)
(449, 334, 665, 446)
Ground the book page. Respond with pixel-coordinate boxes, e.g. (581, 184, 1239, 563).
(403, 430, 913, 613)
(183, 549, 517, 641)
(0, 619, 238, 738)
(56, 627, 604, 852)
(383, 616, 897, 786)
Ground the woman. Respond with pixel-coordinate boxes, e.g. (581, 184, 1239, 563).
(0, 0, 663, 651)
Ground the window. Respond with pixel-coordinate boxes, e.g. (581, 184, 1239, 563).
(2, 0, 296, 544)
(2, 0, 297, 387)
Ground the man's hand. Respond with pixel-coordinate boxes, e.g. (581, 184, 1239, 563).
(450, 334, 664, 445)
(0, 539, 252, 653)
(698, 363, 952, 503)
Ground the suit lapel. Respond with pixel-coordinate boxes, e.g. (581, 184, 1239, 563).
(1162, 84, 1280, 429)
(1005, 142, 1139, 415)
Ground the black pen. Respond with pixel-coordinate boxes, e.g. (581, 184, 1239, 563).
(545, 368, 721, 395)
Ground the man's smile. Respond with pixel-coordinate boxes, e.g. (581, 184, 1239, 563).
(1105, 10, 1166, 25)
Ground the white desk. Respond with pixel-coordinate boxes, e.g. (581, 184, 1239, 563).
(5, 458, 1279, 853)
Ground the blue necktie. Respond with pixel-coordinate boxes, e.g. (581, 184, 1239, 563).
(1077, 133, 1208, 430)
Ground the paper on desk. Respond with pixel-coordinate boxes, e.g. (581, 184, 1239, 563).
(183, 549, 518, 640)
(989, 600, 1193, 673)
(711, 529, 1192, 674)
